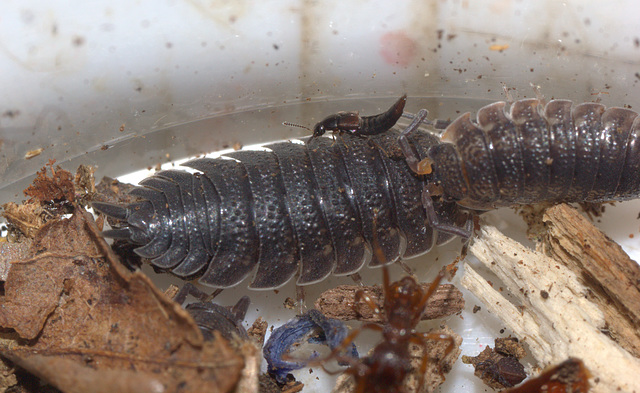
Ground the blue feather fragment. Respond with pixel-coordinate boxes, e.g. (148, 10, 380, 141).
(263, 309, 359, 383)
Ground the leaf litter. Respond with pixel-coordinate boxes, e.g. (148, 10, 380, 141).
(0, 164, 246, 393)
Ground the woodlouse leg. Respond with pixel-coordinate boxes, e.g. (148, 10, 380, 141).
(502, 84, 515, 104)
(398, 109, 431, 174)
(422, 187, 473, 239)
(296, 284, 307, 314)
(348, 272, 364, 286)
(396, 260, 415, 277)
(173, 282, 211, 305)
(530, 82, 546, 106)
(401, 112, 451, 130)
(364, 136, 389, 157)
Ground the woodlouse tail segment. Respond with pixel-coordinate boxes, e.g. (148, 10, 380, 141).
(91, 201, 129, 221)
(100, 227, 133, 240)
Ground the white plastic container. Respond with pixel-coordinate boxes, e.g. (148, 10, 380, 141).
(1, 1, 639, 392)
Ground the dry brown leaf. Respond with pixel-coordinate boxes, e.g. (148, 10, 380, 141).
(0, 209, 244, 393)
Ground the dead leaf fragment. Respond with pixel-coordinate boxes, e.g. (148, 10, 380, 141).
(502, 358, 590, 393)
(462, 337, 527, 389)
(0, 209, 244, 393)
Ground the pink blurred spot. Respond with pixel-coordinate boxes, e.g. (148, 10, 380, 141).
(379, 31, 417, 67)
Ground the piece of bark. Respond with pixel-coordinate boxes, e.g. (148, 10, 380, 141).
(0, 209, 244, 393)
(331, 326, 461, 393)
(462, 338, 527, 390)
(461, 225, 640, 393)
(539, 203, 640, 357)
(314, 283, 464, 322)
(1, 202, 46, 240)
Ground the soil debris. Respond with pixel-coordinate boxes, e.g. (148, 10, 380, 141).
(247, 317, 268, 346)
(462, 337, 527, 389)
(23, 160, 75, 210)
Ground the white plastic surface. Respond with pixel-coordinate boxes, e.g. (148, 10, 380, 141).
(1, 0, 640, 198)
(1, 0, 640, 391)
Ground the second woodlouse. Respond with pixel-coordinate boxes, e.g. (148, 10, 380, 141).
(93, 95, 640, 290)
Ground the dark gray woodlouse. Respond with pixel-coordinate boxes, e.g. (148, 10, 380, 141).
(92, 96, 640, 290)
(174, 283, 250, 341)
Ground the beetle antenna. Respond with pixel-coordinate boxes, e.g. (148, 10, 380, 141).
(283, 121, 312, 131)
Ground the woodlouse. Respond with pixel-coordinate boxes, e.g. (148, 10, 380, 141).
(173, 283, 250, 341)
(93, 96, 640, 289)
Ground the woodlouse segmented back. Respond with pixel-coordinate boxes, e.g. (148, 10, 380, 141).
(430, 98, 640, 209)
(93, 95, 640, 290)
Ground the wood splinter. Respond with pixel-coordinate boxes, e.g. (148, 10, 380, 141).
(461, 217, 640, 393)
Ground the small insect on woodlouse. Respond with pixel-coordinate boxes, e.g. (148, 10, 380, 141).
(307, 94, 407, 139)
(93, 94, 640, 290)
